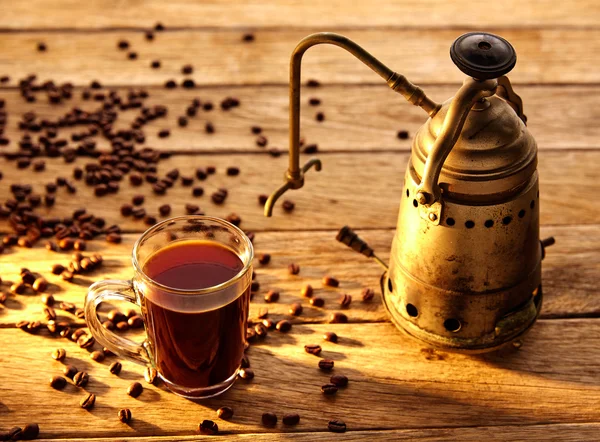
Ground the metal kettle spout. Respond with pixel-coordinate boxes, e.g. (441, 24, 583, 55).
(264, 32, 441, 217)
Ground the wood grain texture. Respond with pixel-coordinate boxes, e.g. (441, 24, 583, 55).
(0, 224, 598, 326)
(1, 319, 599, 438)
(0, 29, 598, 86)
(1, 0, 598, 29)
(0, 150, 598, 236)
(0, 85, 596, 153)
(36, 423, 600, 442)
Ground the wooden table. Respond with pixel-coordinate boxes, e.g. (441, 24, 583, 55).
(0, 1, 599, 440)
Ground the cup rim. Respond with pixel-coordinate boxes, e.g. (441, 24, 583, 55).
(131, 215, 254, 296)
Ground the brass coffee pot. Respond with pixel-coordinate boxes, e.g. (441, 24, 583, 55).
(264, 31, 554, 353)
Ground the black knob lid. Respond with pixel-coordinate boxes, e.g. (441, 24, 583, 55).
(450, 32, 516, 80)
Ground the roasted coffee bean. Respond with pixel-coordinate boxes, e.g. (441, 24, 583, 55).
(262, 318, 275, 330)
(51, 348, 66, 361)
(309, 297, 325, 307)
(18, 237, 33, 248)
(257, 308, 268, 319)
(307, 79, 320, 87)
(77, 334, 95, 349)
(58, 238, 75, 251)
(361, 287, 375, 302)
(303, 144, 319, 153)
(205, 122, 215, 133)
(261, 412, 277, 426)
(328, 419, 346, 433)
(109, 361, 122, 375)
(217, 406, 234, 419)
(192, 186, 204, 197)
(339, 293, 352, 307)
(264, 290, 279, 303)
(21, 270, 35, 285)
(177, 116, 188, 127)
(254, 323, 268, 338)
(118, 408, 132, 423)
(80, 392, 96, 410)
(116, 321, 129, 331)
(20, 423, 40, 440)
(127, 381, 143, 398)
(256, 135, 268, 147)
(316, 112, 325, 122)
(46, 240, 58, 251)
(185, 203, 200, 215)
(289, 303, 303, 316)
(323, 331, 338, 343)
(128, 51, 137, 59)
(329, 312, 348, 324)
(305, 344, 322, 355)
(240, 368, 254, 380)
(323, 275, 339, 287)
(44, 306, 57, 321)
(282, 413, 300, 426)
(59, 327, 72, 338)
(298, 285, 314, 299)
(71, 328, 86, 341)
(241, 355, 250, 368)
(27, 321, 42, 333)
(10, 282, 26, 294)
(90, 350, 105, 362)
(211, 189, 227, 204)
(276, 319, 292, 332)
(0, 293, 7, 304)
(106, 232, 122, 244)
(117, 40, 129, 50)
(51, 263, 65, 275)
(330, 374, 348, 387)
(321, 383, 338, 395)
(258, 194, 268, 205)
(246, 327, 257, 343)
(319, 359, 335, 371)
(258, 253, 271, 265)
(397, 130, 409, 139)
(63, 365, 78, 379)
(226, 213, 241, 226)
(5, 426, 23, 440)
(288, 263, 300, 275)
(128, 315, 144, 328)
(16, 320, 30, 330)
(282, 200, 295, 212)
(32, 277, 48, 292)
(132, 194, 144, 206)
(50, 375, 67, 390)
(198, 420, 218, 435)
(144, 367, 158, 385)
(226, 166, 240, 176)
(250, 281, 260, 292)
(251, 125, 262, 134)
(158, 204, 171, 216)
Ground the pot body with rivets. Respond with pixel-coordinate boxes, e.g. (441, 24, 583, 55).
(383, 92, 542, 352)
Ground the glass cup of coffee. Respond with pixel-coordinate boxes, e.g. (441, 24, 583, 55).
(84, 216, 253, 399)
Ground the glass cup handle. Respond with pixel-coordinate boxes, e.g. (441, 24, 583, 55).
(85, 279, 150, 365)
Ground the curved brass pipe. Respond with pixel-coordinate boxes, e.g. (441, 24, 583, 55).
(264, 32, 441, 217)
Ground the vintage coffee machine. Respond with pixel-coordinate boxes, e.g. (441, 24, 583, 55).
(264, 32, 554, 353)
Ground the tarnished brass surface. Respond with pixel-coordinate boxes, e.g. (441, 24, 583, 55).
(266, 31, 552, 353)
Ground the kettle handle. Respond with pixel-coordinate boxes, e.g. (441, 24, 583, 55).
(414, 77, 498, 208)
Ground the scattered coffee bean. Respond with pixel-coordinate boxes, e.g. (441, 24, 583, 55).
(199, 419, 219, 435)
(323, 276, 340, 287)
(46, 240, 58, 252)
(309, 297, 325, 307)
(397, 130, 409, 140)
(73, 371, 89, 387)
(109, 361, 122, 375)
(282, 413, 300, 426)
(10, 282, 26, 294)
(118, 408, 132, 423)
(251, 281, 260, 292)
(226, 166, 240, 176)
(80, 392, 96, 410)
(102, 320, 115, 331)
(117, 40, 130, 50)
(330, 374, 348, 387)
(182, 64, 194, 75)
(257, 285, 276, 300)
(362, 287, 375, 302)
(44, 306, 57, 321)
(61, 270, 74, 281)
(328, 419, 346, 433)
(150, 59, 161, 68)
(301, 284, 313, 298)
(63, 365, 77, 379)
(185, 203, 200, 215)
(127, 381, 143, 398)
(51, 348, 66, 361)
(37, 42, 47, 52)
(128, 315, 144, 328)
(321, 383, 338, 395)
(329, 312, 348, 324)
(116, 321, 129, 331)
(241, 355, 250, 368)
(303, 143, 319, 154)
(77, 334, 95, 349)
(262, 412, 277, 426)
(276, 319, 292, 332)
(289, 303, 303, 316)
(316, 112, 325, 122)
(217, 406, 234, 420)
(106, 233, 122, 244)
(282, 200, 295, 212)
(144, 367, 158, 385)
(288, 263, 300, 275)
(258, 253, 271, 265)
(50, 375, 67, 390)
(307, 79, 320, 87)
(323, 331, 338, 343)
(20, 423, 40, 440)
(240, 368, 254, 380)
(305, 344, 322, 355)
(308, 97, 321, 106)
(205, 122, 215, 133)
(254, 323, 268, 338)
(319, 359, 335, 371)
(128, 51, 138, 60)
(339, 293, 352, 307)
(51, 263, 65, 275)
(71, 328, 86, 341)
(258, 194, 268, 205)
(4, 427, 22, 440)
(90, 350, 105, 362)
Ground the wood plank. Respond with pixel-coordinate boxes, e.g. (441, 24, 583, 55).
(1, 0, 597, 29)
(0, 29, 598, 86)
(35, 423, 600, 441)
(0, 150, 598, 235)
(0, 85, 596, 153)
(0, 319, 599, 438)
(0, 224, 598, 326)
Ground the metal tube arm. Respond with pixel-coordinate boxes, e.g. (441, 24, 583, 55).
(264, 32, 441, 217)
